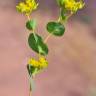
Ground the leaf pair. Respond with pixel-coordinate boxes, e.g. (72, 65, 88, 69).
(27, 20, 65, 56)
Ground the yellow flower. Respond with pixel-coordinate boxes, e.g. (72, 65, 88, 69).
(62, 0, 85, 13)
(26, 0, 38, 10)
(16, 0, 38, 15)
(39, 57, 48, 68)
(28, 58, 40, 67)
(28, 57, 48, 69)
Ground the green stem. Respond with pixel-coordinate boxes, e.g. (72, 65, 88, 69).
(57, 8, 62, 22)
(29, 76, 34, 96)
(29, 89, 32, 96)
(44, 33, 52, 43)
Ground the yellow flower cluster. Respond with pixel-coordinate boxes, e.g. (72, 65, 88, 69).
(63, 0, 85, 13)
(28, 57, 48, 69)
(16, 0, 38, 15)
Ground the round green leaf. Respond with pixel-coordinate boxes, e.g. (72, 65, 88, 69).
(47, 22, 65, 36)
(28, 33, 48, 56)
(26, 19, 37, 30)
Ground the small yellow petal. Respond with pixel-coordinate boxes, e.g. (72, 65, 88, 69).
(28, 58, 39, 67)
(39, 57, 48, 68)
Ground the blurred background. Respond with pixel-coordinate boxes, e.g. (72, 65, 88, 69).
(0, 0, 96, 96)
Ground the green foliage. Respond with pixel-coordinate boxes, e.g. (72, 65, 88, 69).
(60, 8, 67, 21)
(27, 64, 36, 76)
(47, 22, 65, 36)
(28, 33, 48, 56)
(26, 19, 37, 30)
(16, 0, 85, 94)
(56, 0, 64, 7)
(27, 64, 40, 76)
